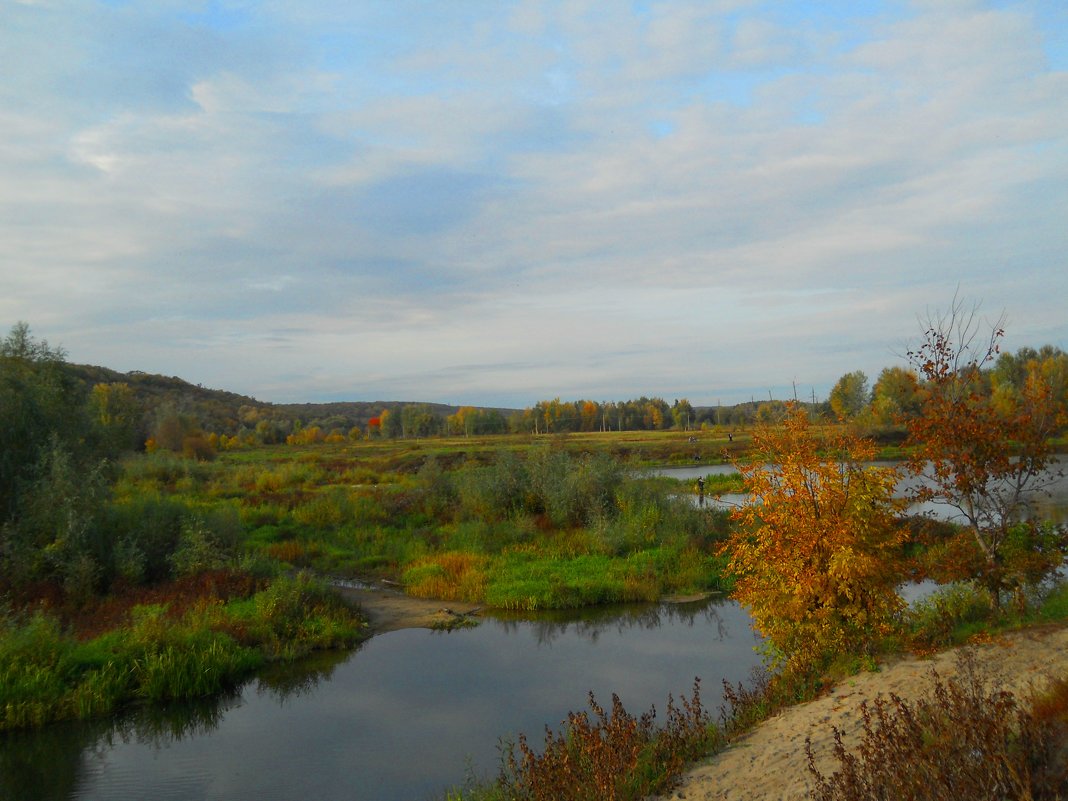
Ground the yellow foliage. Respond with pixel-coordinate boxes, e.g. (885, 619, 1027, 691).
(724, 403, 907, 669)
(404, 552, 488, 602)
(285, 426, 325, 445)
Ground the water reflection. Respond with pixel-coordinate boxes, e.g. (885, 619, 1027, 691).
(491, 597, 731, 645)
(252, 648, 351, 703)
(0, 695, 241, 801)
(4, 597, 762, 801)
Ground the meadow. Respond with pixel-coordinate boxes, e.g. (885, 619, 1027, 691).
(116, 429, 749, 611)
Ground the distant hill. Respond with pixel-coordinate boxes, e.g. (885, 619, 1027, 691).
(63, 363, 518, 437)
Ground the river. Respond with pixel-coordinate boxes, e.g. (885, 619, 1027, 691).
(663, 456, 1068, 525)
(0, 600, 763, 801)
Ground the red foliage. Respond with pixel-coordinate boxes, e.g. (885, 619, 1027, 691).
(3, 570, 264, 640)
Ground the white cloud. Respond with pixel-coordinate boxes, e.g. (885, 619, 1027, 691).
(0, 1, 1064, 406)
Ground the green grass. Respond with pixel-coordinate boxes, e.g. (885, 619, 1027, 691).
(0, 573, 365, 731)
(106, 438, 737, 613)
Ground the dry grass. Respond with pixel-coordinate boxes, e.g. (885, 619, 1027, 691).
(500, 679, 716, 801)
(807, 651, 1068, 800)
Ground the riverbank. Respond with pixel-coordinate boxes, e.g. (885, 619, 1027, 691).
(655, 623, 1068, 801)
(336, 583, 719, 633)
(335, 581, 484, 632)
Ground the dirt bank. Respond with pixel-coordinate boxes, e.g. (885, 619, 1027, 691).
(656, 624, 1068, 801)
(334, 581, 483, 633)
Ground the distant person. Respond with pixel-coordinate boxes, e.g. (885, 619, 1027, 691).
(728, 432, 733, 442)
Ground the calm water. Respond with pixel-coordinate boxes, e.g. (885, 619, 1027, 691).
(661, 456, 1068, 524)
(0, 600, 763, 801)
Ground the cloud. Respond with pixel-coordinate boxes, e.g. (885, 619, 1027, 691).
(0, 1, 1065, 407)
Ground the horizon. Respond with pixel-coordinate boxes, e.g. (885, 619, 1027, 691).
(3, 1, 1066, 409)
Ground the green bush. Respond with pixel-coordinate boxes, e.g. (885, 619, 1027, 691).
(908, 582, 995, 648)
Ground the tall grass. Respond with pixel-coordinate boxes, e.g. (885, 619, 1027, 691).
(0, 573, 364, 730)
(498, 679, 715, 801)
(447, 667, 803, 801)
(105, 440, 732, 614)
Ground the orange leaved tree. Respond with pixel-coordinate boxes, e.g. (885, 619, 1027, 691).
(724, 403, 907, 669)
(905, 298, 1068, 607)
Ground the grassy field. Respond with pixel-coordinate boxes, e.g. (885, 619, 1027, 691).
(113, 429, 751, 611)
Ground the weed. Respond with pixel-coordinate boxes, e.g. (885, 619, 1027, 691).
(907, 581, 995, 649)
(807, 651, 1068, 800)
(500, 678, 712, 801)
(403, 552, 488, 601)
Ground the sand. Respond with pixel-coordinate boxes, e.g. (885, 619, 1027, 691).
(656, 625, 1068, 801)
(334, 580, 483, 633)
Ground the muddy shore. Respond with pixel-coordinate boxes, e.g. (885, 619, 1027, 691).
(334, 581, 483, 633)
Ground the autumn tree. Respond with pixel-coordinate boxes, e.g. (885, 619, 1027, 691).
(725, 403, 907, 669)
(828, 370, 870, 420)
(447, 406, 475, 436)
(989, 345, 1068, 418)
(870, 366, 923, 425)
(580, 400, 600, 432)
(905, 299, 1068, 606)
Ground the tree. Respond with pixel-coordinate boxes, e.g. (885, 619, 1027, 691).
(724, 403, 907, 669)
(401, 404, 439, 438)
(0, 324, 113, 593)
(989, 346, 1068, 418)
(905, 299, 1068, 606)
(379, 408, 402, 438)
(580, 400, 600, 432)
(869, 366, 923, 425)
(89, 382, 141, 454)
(671, 398, 694, 430)
(0, 323, 85, 521)
(828, 370, 870, 420)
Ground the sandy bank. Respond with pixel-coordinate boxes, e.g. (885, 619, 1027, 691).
(656, 624, 1068, 801)
(334, 581, 482, 633)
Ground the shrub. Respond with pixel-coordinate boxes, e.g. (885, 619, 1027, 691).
(500, 679, 712, 801)
(807, 652, 1068, 801)
(292, 487, 354, 529)
(169, 515, 232, 577)
(103, 496, 186, 582)
(908, 581, 995, 649)
(231, 573, 363, 659)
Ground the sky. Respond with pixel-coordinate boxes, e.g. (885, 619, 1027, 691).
(2, 0, 1066, 409)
